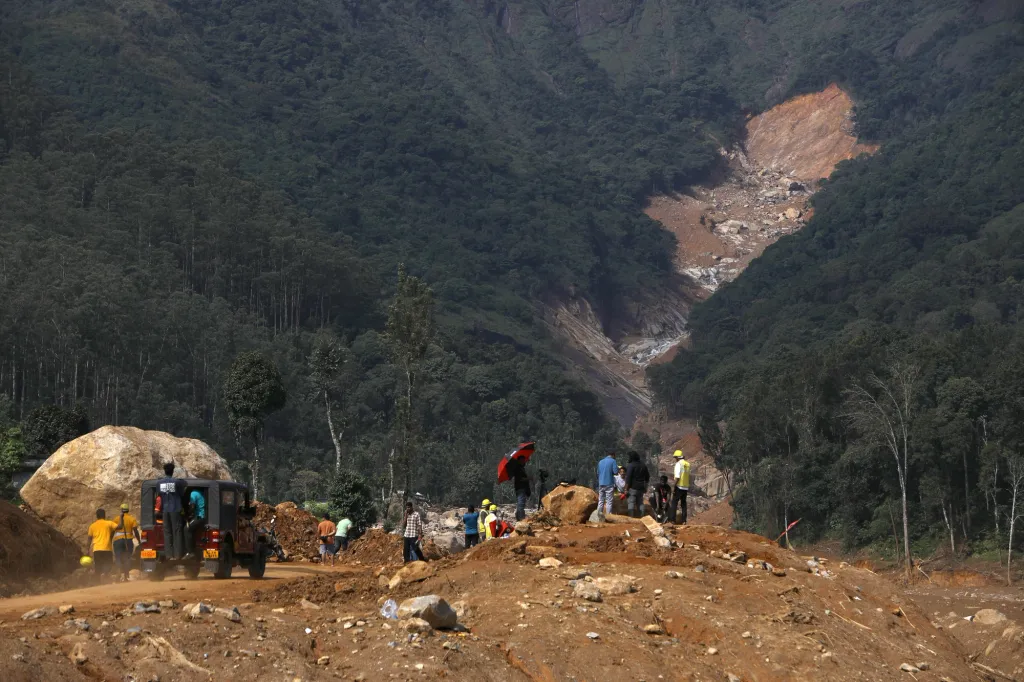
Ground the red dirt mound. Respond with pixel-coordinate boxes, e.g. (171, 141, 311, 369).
(0, 501, 82, 597)
(340, 528, 404, 566)
(254, 501, 319, 561)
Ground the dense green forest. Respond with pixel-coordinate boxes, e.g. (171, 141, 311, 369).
(2, 0, 1023, 564)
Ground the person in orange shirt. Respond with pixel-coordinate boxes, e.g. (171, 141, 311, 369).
(87, 509, 119, 582)
(317, 513, 337, 567)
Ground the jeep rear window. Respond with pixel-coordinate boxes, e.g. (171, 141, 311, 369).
(222, 490, 235, 506)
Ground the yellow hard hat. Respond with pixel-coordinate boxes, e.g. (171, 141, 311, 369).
(120, 503, 130, 511)
(80, 556, 93, 567)
(481, 499, 491, 507)
(673, 450, 684, 458)
(489, 504, 497, 512)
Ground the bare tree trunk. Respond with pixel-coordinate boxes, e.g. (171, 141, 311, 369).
(251, 442, 260, 502)
(1008, 454, 1023, 586)
(901, 477, 911, 581)
(942, 503, 955, 559)
(324, 393, 342, 473)
(1009, 482, 1017, 587)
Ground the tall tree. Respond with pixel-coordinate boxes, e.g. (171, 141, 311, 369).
(844, 360, 919, 581)
(385, 265, 435, 499)
(223, 352, 286, 500)
(1005, 450, 1024, 586)
(309, 333, 347, 473)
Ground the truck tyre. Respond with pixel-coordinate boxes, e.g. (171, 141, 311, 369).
(213, 545, 233, 579)
(248, 546, 267, 579)
(149, 561, 167, 582)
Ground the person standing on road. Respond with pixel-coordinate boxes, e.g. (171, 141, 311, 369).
(463, 505, 480, 548)
(185, 489, 206, 560)
(402, 502, 425, 562)
(624, 451, 650, 519)
(112, 503, 141, 583)
(336, 516, 353, 553)
(670, 450, 691, 525)
(506, 456, 531, 521)
(596, 451, 618, 519)
(478, 499, 491, 536)
(317, 513, 337, 567)
(155, 462, 187, 560)
(88, 509, 118, 583)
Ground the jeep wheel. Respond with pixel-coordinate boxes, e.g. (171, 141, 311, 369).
(248, 547, 267, 579)
(213, 545, 233, 579)
(148, 562, 167, 582)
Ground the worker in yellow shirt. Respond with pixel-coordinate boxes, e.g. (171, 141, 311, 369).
(484, 504, 499, 540)
(87, 509, 119, 582)
(113, 503, 141, 583)
(670, 450, 691, 524)
(478, 499, 491, 536)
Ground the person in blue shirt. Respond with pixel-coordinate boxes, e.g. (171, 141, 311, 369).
(185, 488, 206, 560)
(596, 451, 618, 520)
(463, 505, 481, 548)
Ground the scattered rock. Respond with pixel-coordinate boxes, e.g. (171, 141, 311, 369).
(707, 647, 719, 656)
(653, 589, 663, 596)
(514, 520, 534, 536)
(58, 605, 75, 615)
(586, 632, 600, 640)
(542, 485, 599, 525)
(573, 582, 603, 603)
(215, 606, 242, 623)
(654, 536, 672, 549)
(784, 207, 802, 220)
(899, 663, 920, 673)
(64, 618, 90, 631)
(538, 557, 563, 569)
(771, 567, 787, 577)
(299, 598, 321, 610)
(399, 618, 433, 634)
(388, 561, 434, 589)
(134, 601, 161, 614)
(917, 662, 930, 671)
(594, 575, 636, 595)
(727, 674, 741, 682)
(158, 600, 177, 609)
(186, 602, 214, 620)
(822, 652, 836, 664)
(396, 596, 457, 630)
(317, 655, 330, 666)
(723, 551, 747, 563)
(664, 571, 684, 579)
(450, 600, 471, 620)
(21, 607, 55, 620)
(70, 642, 88, 665)
(643, 624, 664, 635)
(741, 631, 752, 639)
(975, 609, 1007, 626)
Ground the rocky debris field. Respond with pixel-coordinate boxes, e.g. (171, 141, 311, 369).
(255, 501, 322, 561)
(2, 511, 1014, 682)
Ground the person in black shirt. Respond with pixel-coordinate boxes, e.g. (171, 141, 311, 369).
(155, 462, 187, 560)
(650, 475, 673, 523)
(624, 451, 650, 519)
(506, 457, 531, 522)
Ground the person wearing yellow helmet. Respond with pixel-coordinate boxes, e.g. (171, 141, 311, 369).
(670, 450, 691, 524)
(112, 502, 141, 583)
(478, 499, 491, 536)
(484, 504, 499, 540)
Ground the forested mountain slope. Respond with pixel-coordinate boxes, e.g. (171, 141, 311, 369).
(1, 0, 1022, 545)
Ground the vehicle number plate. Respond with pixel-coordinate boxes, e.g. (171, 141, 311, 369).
(141, 549, 156, 559)
(203, 549, 219, 559)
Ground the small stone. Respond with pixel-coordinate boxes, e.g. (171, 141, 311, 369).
(727, 674, 741, 682)
(415, 663, 424, 671)
(158, 600, 177, 609)
(70, 642, 88, 665)
(586, 632, 600, 640)
(900, 663, 920, 673)
(573, 582, 603, 603)
(706, 647, 718, 655)
(344, 622, 354, 630)
(272, 608, 286, 614)
(317, 655, 330, 666)
(299, 599, 321, 610)
(64, 618, 90, 631)
(21, 607, 55, 621)
(771, 567, 787, 577)
(974, 609, 1007, 626)
(58, 605, 75, 615)
(664, 571, 683, 579)
(538, 557, 563, 569)
(741, 631, 752, 639)
(400, 618, 433, 634)
(239, 649, 258, 657)
(916, 662, 930, 671)
(355, 620, 366, 626)
(653, 589, 663, 596)
(694, 565, 706, 573)
(643, 624, 664, 635)
(215, 606, 242, 623)
(822, 652, 836, 664)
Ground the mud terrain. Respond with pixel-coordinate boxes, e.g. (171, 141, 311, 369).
(3, 516, 1015, 682)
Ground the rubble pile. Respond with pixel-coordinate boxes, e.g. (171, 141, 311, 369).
(253, 501, 319, 561)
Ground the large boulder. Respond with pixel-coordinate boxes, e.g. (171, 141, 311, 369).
(21, 426, 231, 546)
(542, 485, 598, 525)
(396, 595, 457, 629)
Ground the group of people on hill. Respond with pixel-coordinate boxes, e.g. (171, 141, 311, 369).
(86, 504, 141, 583)
(598, 446, 692, 520)
(598, 449, 691, 523)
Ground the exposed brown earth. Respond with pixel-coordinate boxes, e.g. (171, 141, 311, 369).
(3, 515, 1015, 682)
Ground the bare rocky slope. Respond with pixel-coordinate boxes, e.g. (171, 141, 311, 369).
(550, 84, 876, 428)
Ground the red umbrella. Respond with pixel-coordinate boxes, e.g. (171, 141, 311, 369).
(496, 442, 536, 483)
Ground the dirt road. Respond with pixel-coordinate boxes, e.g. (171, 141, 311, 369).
(0, 563, 348, 618)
